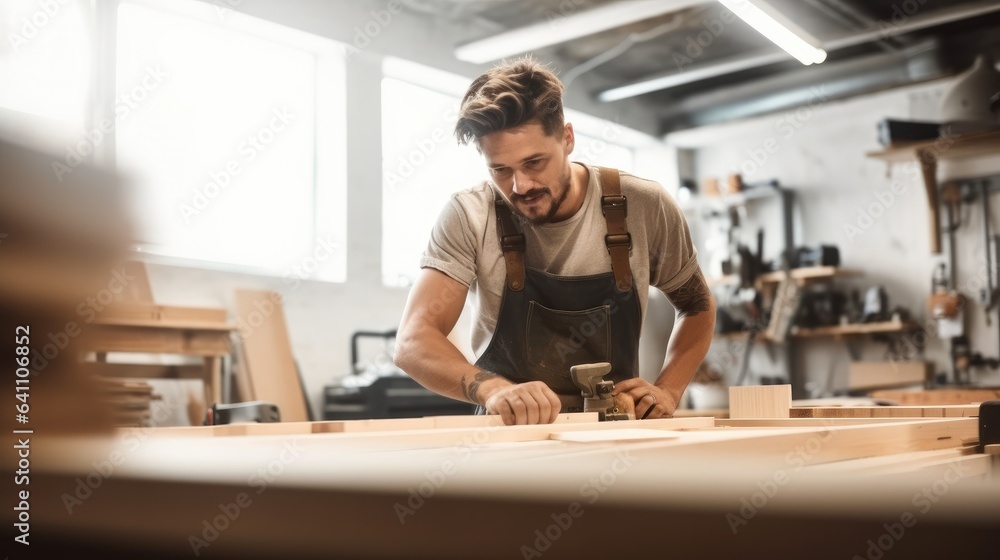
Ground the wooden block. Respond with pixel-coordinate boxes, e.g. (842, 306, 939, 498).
(848, 361, 929, 391)
(550, 429, 681, 443)
(729, 385, 791, 418)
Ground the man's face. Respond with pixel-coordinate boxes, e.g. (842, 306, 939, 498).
(479, 121, 575, 224)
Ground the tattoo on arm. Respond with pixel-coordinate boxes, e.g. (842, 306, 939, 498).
(461, 370, 499, 406)
(666, 270, 711, 319)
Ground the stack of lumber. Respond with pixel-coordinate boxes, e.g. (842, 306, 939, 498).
(97, 379, 159, 427)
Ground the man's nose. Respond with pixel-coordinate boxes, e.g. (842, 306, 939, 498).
(512, 169, 532, 194)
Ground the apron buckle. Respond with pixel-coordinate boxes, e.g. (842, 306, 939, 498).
(605, 233, 632, 251)
(601, 194, 628, 219)
(500, 233, 525, 252)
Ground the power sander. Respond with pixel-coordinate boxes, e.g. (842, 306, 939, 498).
(570, 362, 634, 421)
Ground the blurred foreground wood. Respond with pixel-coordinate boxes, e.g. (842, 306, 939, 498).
(16, 410, 1000, 559)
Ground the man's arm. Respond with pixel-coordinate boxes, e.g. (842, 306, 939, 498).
(615, 269, 716, 418)
(394, 268, 561, 425)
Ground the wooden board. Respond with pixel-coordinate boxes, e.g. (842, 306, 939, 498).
(80, 362, 205, 380)
(869, 389, 1000, 405)
(86, 325, 231, 356)
(790, 405, 978, 418)
(848, 361, 929, 390)
(550, 429, 681, 442)
(729, 385, 791, 418)
(95, 301, 232, 330)
(233, 290, 309, 422)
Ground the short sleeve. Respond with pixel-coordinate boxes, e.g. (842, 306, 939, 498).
(649, 187, 700, 294)
(419, 197, 479, 288)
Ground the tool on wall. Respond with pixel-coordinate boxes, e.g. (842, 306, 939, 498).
(977, 180, 1000, 326)
(935, 175, 1000, 384)
(929, 263, 965, 340)
(570, 362, 634, 421)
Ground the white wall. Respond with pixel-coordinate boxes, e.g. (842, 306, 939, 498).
(669, 77, 1000, 395)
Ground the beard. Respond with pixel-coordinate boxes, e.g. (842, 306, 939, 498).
(510, 166, 573, 225)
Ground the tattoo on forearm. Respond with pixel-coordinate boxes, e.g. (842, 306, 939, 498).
(461, 370, 498, 406)
(667, 270, 711, 318)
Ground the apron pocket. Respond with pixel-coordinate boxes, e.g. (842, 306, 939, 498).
(526, 301, 611, 388)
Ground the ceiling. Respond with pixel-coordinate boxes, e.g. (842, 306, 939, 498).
(402, 0, 1000, 133)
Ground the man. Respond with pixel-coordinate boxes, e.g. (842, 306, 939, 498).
(394, 57, 714, 425)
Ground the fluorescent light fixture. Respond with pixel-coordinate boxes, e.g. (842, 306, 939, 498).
(719, 0, 826, 65)
(454, 0, 703, 64)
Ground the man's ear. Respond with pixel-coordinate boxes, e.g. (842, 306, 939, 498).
(563, 122, 575, 155)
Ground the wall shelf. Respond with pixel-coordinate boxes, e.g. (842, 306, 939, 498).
(866, 129, 1000, 254)
(790, 320, 920, 338)
(756, 266, 861, 286)
(708, 266, 861, 290)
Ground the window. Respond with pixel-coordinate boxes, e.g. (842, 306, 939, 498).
(380, 62, 484, 288)
(115, 0, 346, 281)
(0, 0, 89, 131)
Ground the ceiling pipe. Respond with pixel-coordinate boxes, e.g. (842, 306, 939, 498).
(453, 0, 705, 64)
(598, 1, 1000, 102)
(659, 39, 947, 133)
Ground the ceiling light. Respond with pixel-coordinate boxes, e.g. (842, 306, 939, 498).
(719, 0, 826, 65)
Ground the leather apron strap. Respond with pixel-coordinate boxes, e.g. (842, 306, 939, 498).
(493, 166, 632, 293)
(494, 192, 526, 292)
(598, 167, 633, 293)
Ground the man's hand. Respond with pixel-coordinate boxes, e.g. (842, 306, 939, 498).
(480, 379, 561, 425)
(613, 378, 678, 419)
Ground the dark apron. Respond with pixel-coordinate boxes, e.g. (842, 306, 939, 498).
(473, 167, 642, 412)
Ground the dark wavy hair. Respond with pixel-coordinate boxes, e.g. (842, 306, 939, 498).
(454, 57, 565, 147)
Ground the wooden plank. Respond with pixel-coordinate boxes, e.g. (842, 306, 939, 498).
(233, 290, 309, 422)
(550, 429, 681, 442)
(729, 385, 791, 418)
(96, 301, 230, 327)
(718, 417, 951, 427)
(80, 362, 205, 380)
(429, 412, 598, 429)
(791, 405, 978, 418)
(872, 453, 992, 478)
(869, 389, 1000, 405)
(618, 419, 977, 464)
(298, 417, 717, 450)
(848, 361, 929, 390)
(673, 408, 728, 418)
(803, 448, 975, 475)
(86, 325, 231, 356)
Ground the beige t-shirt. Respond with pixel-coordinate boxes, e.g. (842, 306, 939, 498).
(420, 163, 699, 358)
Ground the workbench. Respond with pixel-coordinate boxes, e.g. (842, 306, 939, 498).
(20, 406, 1000, 559)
